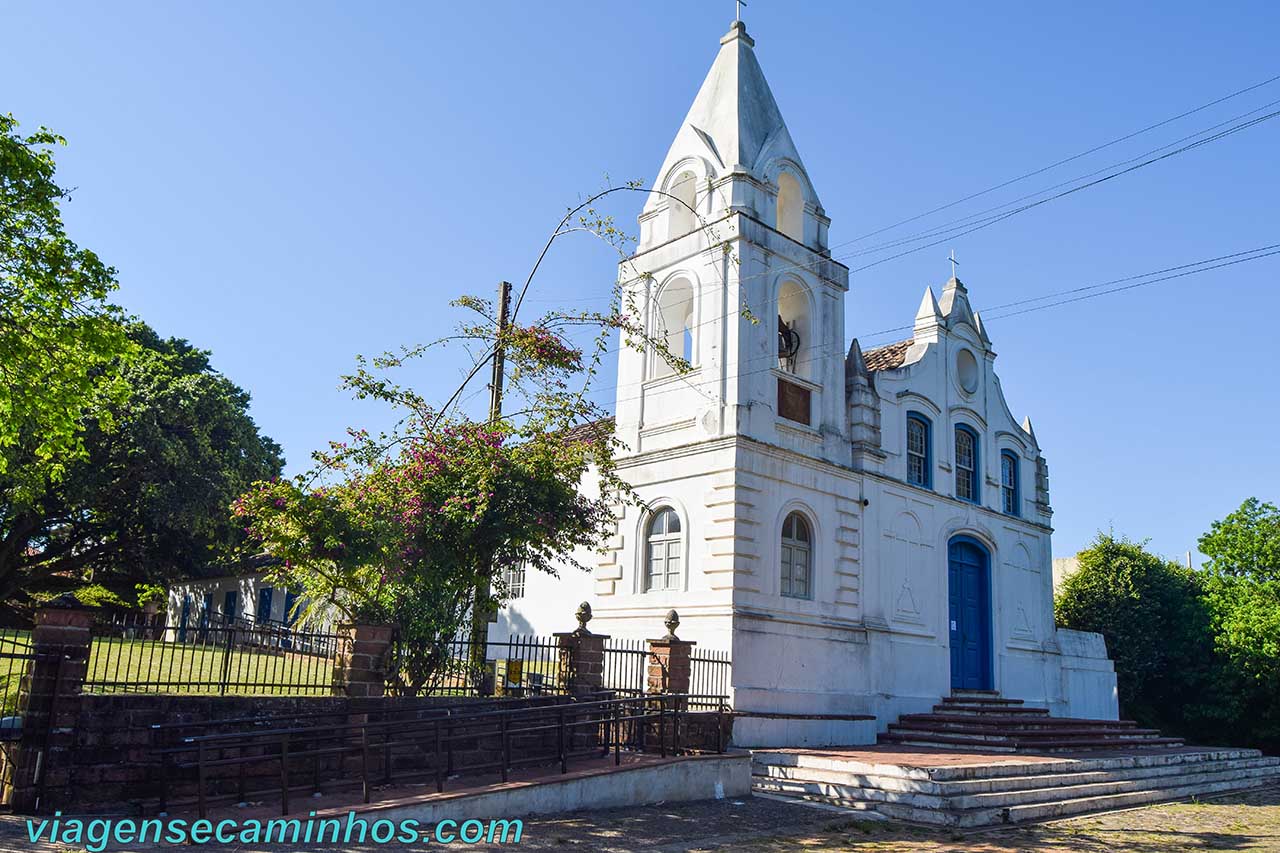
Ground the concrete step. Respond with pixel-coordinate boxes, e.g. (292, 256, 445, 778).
(1000, 774, 1280, 827)
(953, 762, 1280, 810)
(878, 733, 1019, 751)
(878, 732, 1185, 752)
(751, 758, 1280, 827)
(752, 746, 1267, 784)
(890, 721, 1162, 738)
(942, 691, 1018, 701)
(933, 704, 1051, 717)
(753, 754, 1280, 799)
(901, 713, 1141, 729)
(754, 772, 1280, 827)
(753, 762, 1280, 813)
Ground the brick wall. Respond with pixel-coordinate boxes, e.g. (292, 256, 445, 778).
(46, 693, 596, 814)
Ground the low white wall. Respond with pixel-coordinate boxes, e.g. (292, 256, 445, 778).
(733, 716, 877, 747)
(1056, 628, 1119, 720)
(337, 752, 752, 825)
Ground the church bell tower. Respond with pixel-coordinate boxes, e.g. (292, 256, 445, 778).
(613, 20, 851, 464)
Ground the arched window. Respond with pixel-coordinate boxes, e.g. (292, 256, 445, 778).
(776, 280, 811, 377)
(669, 170, 698, 238)
(906, 413, 932, 488)
(645, 507, 682, 592)
(780, 511, 812, 599)
(652, 277, 695, 378)
(955, 426, 979, 504)
(1001, 451, 1020, 516)
(776, 171, 803, 242)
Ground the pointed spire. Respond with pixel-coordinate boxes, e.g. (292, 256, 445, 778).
(913, 286, 943, 338)
(644, 20, 817, 211)
(972, 311, 992, 346)
(846, 338, 868, 377)
(1022, 416, 1037, 441)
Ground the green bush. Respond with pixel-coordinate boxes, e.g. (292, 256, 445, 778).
(1057, 507, 1280, 754)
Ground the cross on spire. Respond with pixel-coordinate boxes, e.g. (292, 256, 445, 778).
(949, 249, 960, 280)
(736, 0, 747, 22)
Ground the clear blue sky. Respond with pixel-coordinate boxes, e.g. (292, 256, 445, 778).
(4, 1, 1278, 563)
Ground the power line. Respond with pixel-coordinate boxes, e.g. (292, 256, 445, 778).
(837, 99, 1280, 261)
(826, 72, 1280, 252)
(526, 101, 1280, 342)
(853, 243, 1280, 343)
(572, 244, 1279, 407)
(845, 108, 1280, 272)
(524, 72, 1280, 307)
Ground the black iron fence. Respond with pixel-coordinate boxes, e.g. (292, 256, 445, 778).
(385, 633, 565, 697)
(690, 647, 732, 700)
(0, 627, 33, 718)
(157, 692, 730, 817)
(602, 637, 648, 696)
(86, 612, 348, 696)
(385, 631, 732, 704)
(82, 611, 732, 703)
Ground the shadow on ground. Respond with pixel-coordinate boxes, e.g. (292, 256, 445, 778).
(0, 785, 1277, 851)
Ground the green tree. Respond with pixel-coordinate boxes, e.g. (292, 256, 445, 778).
(0, 114, 133, 500)
(0, 321, 283, 608)
(1199, 497, 1280, 582)
(235, 184, 712, 692)
(1055, 533, 1226, 741)
(1199, 498, 1280, 752)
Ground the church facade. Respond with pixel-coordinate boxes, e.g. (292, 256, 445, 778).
(497, 20, 1118, 745)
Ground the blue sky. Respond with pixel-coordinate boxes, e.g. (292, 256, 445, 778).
(4, 1, 1278, 563)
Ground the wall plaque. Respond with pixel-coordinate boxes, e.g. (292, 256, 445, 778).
(777, 377, 811, 425)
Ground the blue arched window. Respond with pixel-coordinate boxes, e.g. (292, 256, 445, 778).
(955, 425, 980, 504)
(906, 413, 932, 488)
(1001, 451, 1020, 516)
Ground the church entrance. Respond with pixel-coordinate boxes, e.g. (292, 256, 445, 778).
(948, 535, 993, 691)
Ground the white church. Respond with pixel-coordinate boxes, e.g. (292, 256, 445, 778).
(496, 19, 1119, 744)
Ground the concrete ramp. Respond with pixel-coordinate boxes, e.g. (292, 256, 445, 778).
(278, 752, 752, 826)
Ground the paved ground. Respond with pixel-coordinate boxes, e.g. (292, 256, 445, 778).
(2, 787, 1277, 851)
(474, 787, 1280, 851)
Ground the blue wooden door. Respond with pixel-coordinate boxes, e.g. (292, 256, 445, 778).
(948, 536, 992, 690)
(257, 586, 274, 624)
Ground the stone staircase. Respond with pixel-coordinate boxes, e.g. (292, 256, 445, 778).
(878, 689, 1185, 752)
(752, 746, 1280, 827)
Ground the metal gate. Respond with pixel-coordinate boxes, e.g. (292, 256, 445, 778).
(0, 629, 36, 808)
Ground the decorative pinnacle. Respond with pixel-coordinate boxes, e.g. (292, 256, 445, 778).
(574, 601, 593, 635)
(663, 609, 680, 641)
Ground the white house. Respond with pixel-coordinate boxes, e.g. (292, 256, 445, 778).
(166, 573, 302, 629)
(495, 19, 1118, 742)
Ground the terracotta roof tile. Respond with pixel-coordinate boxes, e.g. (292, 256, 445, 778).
(560, 416, 615, 443)
(862, 339, 913, 372)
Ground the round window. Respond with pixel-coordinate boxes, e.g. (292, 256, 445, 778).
(956, 349, 979, 393)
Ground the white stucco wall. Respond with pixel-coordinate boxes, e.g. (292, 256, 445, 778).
(500, 65, 1118, 731)
(167, 573, 304, 627)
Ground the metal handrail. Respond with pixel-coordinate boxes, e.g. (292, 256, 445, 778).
(156, 692, 729, 817)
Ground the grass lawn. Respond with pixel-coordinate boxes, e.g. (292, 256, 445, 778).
(84, 636, 337, 695)
(0, 628, 570, 703)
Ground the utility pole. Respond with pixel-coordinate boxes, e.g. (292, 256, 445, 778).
(470, 281, 511, 694)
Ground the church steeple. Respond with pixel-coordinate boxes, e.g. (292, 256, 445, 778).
(639, 21, 827, 250)
(617, 19, 847, 467)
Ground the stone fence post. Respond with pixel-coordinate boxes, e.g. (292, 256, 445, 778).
(6, 595, 94, 813)
(648, 610, 696, 702)
(555, 602, 609, 697)
(332, 623, 395, 699)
